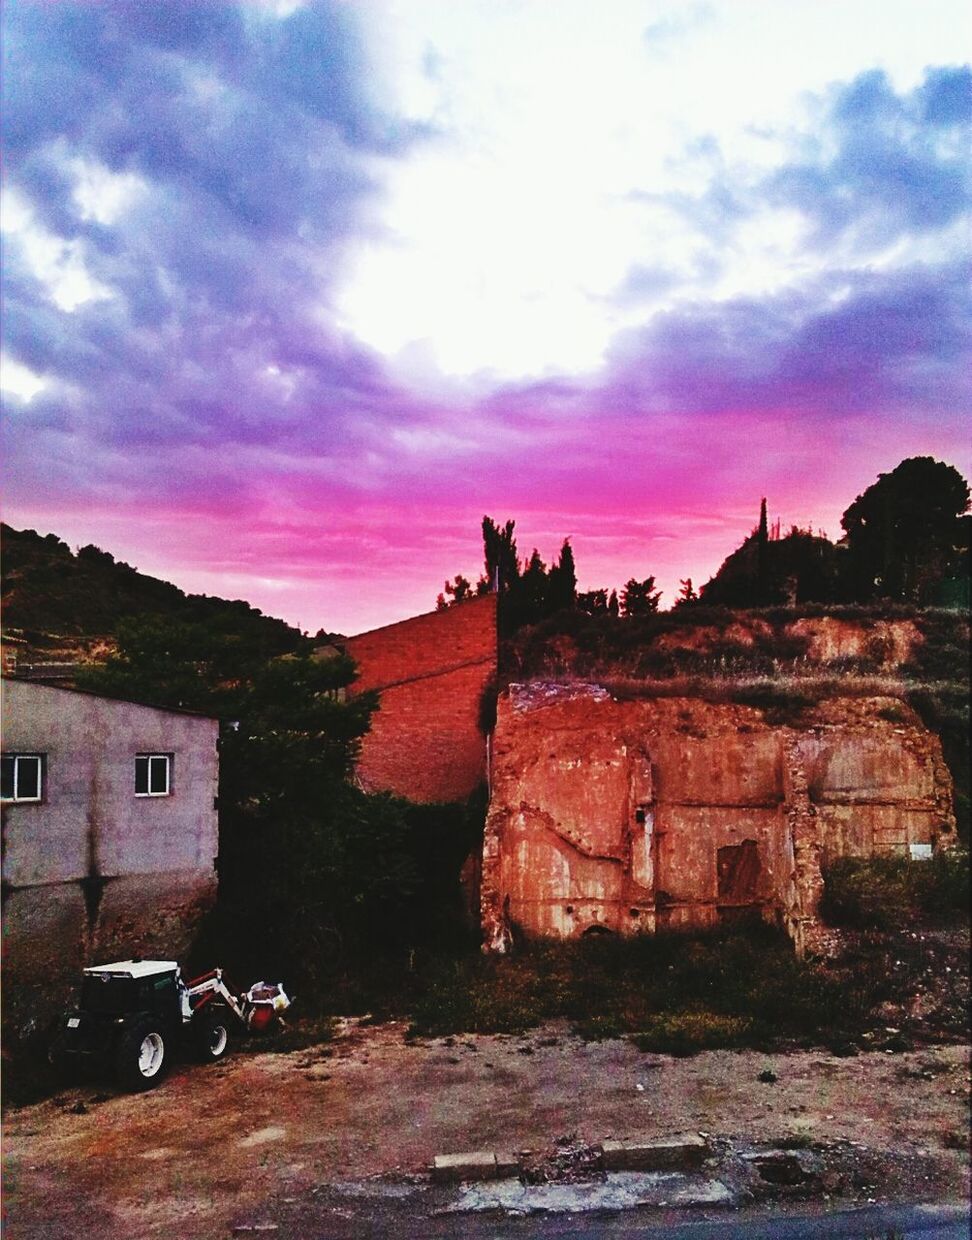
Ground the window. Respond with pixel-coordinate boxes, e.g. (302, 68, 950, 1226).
(1, 753, 44, 802)
(135, 754, 171, 797)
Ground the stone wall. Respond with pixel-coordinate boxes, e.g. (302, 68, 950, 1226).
(481, 684, 955, 954)
(342, 595, 497, 804)
(1, 679, 219, 1036)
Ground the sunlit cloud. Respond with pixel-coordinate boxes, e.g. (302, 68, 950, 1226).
(1, 0, 969, 633)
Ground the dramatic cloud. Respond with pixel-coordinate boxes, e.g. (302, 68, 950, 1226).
(766, 65, 972, 248)
(2, 1, 969, 633)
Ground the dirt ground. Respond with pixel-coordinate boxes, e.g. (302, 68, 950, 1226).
(3, 1021, 969, 1239)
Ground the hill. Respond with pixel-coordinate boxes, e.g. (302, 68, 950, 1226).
(1, 524, 305, 671)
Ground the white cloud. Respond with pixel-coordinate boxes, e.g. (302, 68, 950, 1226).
(2, 186, 113, 312)
(337, 0, 970, 382)
(0, 355, 47, 402)
(70, 159, 146, 226)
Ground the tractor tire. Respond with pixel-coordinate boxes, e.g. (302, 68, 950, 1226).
(192, 1007, 232, 1064)
(115, 1021, 169, 1091)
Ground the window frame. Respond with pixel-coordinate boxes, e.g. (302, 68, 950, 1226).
(1, 753, 45, 803)
(135, 753, 173, 798)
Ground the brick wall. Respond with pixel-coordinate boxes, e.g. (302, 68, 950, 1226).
(342, 595, 497, 804)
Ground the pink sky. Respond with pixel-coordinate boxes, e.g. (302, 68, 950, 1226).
(3, 3, 969, 634)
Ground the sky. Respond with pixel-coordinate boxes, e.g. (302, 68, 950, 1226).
(2, 0, 970, 635)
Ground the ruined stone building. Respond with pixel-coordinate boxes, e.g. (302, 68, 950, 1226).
(479, 685, 956, 955)
(333, 605, 957, 954)
(2, 678, 219, 1035)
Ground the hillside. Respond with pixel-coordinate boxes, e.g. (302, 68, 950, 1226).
(1, 524, 305, 669)
(503, 603, 970, 844)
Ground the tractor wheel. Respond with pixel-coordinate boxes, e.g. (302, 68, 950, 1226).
(115, 1021, 168, 1091)
(192, 1008, 232, 1063)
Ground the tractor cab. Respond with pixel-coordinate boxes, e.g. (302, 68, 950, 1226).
(80, 960, 183, 1021)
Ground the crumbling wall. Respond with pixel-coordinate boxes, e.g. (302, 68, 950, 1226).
(481, 685, 955, 953)
(343, 595, 496, 803)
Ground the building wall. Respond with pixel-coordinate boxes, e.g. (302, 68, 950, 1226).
(1, 679, 219, 1035)
(481, 684, 956, 954)
(342, 595, 497, 804)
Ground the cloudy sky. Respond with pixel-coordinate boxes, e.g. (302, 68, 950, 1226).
(2, 0, 970, 634)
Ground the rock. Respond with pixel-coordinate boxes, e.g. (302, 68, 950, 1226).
(601, 1134, 707, 1172)
(758, 1070, 778, 1083)
(432, 1152, 504, 1184)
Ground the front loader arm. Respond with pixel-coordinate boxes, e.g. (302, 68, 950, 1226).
(183, 969, 248, 1027)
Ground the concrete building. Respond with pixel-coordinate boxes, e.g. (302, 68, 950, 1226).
(2, 678, 219, 1036)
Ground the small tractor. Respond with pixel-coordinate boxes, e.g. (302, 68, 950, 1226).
(50, 959, 291, 1091)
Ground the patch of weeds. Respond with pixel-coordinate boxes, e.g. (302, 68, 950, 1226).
(572, 1013, 629, 1041)
(405, 923, 878, 1049)
(632, 1011, 755, 1056)
(876, 700, 911, 723)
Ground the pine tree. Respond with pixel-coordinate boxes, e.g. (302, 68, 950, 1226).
(756, 498, 768, 605)
(548, 538, 577, 611)
(676, 578, 697, 606)
(482, 516, 519, 593)
(620, 576, 661, 616)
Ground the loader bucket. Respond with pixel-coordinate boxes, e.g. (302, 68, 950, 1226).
(244, 981, 291, 1032)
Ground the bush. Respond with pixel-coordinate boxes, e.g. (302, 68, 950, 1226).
(405, 924, 876, 1052)
(820, 853, 970, 931)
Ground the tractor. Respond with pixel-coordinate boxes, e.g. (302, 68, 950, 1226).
(50, 959, 291, 1091)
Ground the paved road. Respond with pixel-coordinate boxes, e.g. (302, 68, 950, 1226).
(239, 1189, 970, 1239)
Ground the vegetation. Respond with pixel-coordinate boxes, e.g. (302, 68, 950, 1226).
(75, 618, 482, 1002)
(699, 523, 843, 607)
(820, 854, 970, 932)
(841, 457, 970, 606)
(698, 458, 969, 607)
(1, 524, 303, 653)
(393, 915, 964, 1053)
(438, 516, 580, 636)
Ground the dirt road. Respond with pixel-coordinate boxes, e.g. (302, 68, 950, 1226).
(4, 1021, 969, 1238)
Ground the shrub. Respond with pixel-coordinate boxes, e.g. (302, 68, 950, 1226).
(405, 923, 879, 1050)
(820, 853, 970, 931)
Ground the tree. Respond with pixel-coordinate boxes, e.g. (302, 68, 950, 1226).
(577, 588, 608, 615)
(675, 578, 697, 606)
(547, 539, 577, 612)
(841, 457, 971, 603)
(482, 517, 520, 593)
(620, 576, 662, 616)
(74, 617, 427, 992)
(519, 548, 548, 617)
(756, 498, 769, 605)
(608, 589, 620, 617)
(436, 574, 473, 610)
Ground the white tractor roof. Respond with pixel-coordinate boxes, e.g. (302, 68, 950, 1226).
(83, 959, 179, 978)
